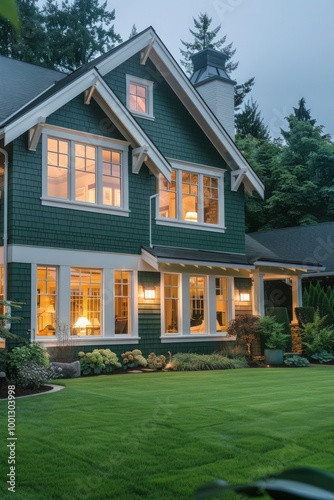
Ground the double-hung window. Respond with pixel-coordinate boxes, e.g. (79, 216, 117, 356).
(158, 161, 225, 231)
(43, 127, 129, 215)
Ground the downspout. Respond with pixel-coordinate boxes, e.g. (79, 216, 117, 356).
(149, 193, 159, 249)
(0, 148, 8, 302)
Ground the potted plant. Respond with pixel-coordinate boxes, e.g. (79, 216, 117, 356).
(257, 316, 290, 365)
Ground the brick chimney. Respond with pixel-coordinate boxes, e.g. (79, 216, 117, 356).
(190, 49, 236, 139)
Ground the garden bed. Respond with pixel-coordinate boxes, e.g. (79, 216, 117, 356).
(0, 381, 54, 399)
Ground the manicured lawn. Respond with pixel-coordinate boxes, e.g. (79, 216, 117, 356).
(1, 367, 334, 499)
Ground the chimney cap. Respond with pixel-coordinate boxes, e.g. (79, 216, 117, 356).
(190, 48, 236, 87)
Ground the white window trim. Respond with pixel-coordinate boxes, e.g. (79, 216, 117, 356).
(31, 265, 138, 344)
(126, 74, 154, 120)
(41, 125, 130, 216)
(161, 273, 234, 340)
(157, 160, 226, 232)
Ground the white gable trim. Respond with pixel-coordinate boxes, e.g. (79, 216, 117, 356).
(1, 68, 171, 180)
(96, 28, 263, 198)
(2, 71, 99, 145)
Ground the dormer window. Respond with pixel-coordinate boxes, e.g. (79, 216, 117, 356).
(126, 75, 154, 120)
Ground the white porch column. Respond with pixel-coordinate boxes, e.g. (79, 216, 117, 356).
(291, 275, 302, 322)
(252, 271, 265, 316)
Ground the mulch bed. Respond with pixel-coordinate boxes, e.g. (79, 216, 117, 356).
(0, 381, 53, 399)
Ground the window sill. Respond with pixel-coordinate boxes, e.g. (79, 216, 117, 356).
(160, 335, 235, 343)
(41, 198, 130, 217)
(36, 336, 140, 347)
(131, 111, 155, 121)
(156, 218, 225, 233)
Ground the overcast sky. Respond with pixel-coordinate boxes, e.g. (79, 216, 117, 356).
(108, 0, 334, 139)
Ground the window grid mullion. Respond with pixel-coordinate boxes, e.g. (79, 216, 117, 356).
(70, 141, 75, 201)
(198, 175, 204, 224)
(97, 147, 102, 205)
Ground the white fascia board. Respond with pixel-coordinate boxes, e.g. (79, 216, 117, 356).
(141, 249, 254, 270)
(254, 260, 325, 272)
(96, 30, 156, 75)
(93, 78, 171, 180)
(3, 71, 99, 145)
(148, 41, 264, 198)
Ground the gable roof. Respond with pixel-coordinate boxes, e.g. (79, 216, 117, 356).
(0, 55, 66, 123)
(0, 27, 264, 196)
(248, 223, 334, 273)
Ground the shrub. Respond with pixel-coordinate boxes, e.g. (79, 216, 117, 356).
(257, 316, 290, 350)
(227, 315, 260, 357)
(284, 355, 309, 367)
(78, 349, 121, 375)
(121, 349, 148, 369)
(170, 353, 247, 371)
(7, 342, 50, 380)
(15, 361, 62, 389)
(301, 310, 334, 356)
(310, 350, 334, 364)
(266, 307, 292, 350)
(147, 352, 166, 370)
(295, 306, 315, 327)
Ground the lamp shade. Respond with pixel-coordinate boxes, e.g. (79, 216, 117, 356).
(185, 211, 198, 221)
(73, 316, 92, 329)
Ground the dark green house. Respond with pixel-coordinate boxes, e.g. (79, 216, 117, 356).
(0, 28, 321, 356)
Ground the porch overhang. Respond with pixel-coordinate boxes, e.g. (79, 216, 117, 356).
(142, 246, 255, 275)
(252, 259, 325, 274)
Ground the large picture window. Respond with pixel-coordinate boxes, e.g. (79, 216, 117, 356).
(43, 127, 129, 215)
(162, 273, 231, 338)
(115, 271, 131, 335)
(70, 268, 101, 336)
(36, 266, 57, 336)
(34, 265, 136, 341)
(158, 163, 225, 229)
(164, 274, 179, 333)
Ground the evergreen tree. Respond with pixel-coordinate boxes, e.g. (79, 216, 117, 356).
(236, 98, 270, 141)
(180, 12, 254, 109)
(0, 0, 122, 71)
(0, 0, 20, 32)
(42, 0, 122, 71)
(129, 24, 137, 39)
(0, 0, 45, 64)
(243, 98, 334, 231)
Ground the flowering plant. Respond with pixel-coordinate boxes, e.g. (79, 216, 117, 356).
(121, 349, 147, 369)
(147, 352, 166, 370)
(78, 349, 121, 375)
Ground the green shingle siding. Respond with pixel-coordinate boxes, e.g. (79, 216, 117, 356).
(7, 263, 31, 344)
(104, 54, 227, 168)
(8, 52, 246, 255)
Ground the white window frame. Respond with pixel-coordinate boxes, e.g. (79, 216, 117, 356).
(31, 264, 139, 345)
(157, 159, 226, 233)
(126, 74, 154, 120)
(161, 273, 233, 342)
(41, 125, 130, 216)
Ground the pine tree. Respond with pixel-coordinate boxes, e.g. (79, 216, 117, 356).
(180, 12, 254, 109)
(129, 24, 137, 39)
(0, 0, 46, 64)
(0, 0, 122, 71)
(42, 0, 122, 71)
(236, 98, 269, 141)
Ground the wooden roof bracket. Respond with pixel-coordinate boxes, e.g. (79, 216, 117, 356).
(28, 117, 45, 151)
